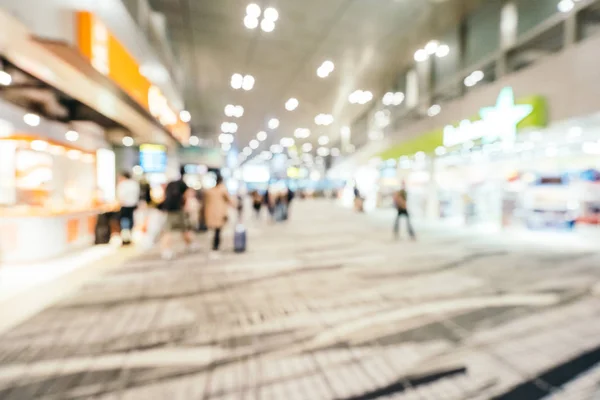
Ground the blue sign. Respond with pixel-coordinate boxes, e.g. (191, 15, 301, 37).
(140, 144, 167, 173)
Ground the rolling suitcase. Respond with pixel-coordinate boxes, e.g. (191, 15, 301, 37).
(234, 224, 247, 253)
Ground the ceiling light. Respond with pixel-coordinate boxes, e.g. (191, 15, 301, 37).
(317, 147, 330, 157)
(243, 147, 252, 155)
(249, 139, 259, 149)
(0, 71, 12, 86)
(221, 122, 238, 133)
(219, 133, 234, 144)
(122, 136, 134, 147)
(280, 137, 295, 147)
(270, 144, 283, 153)
(427, 104, 441, 117)
(348, 90, 373, 105)
(246, 3, 262, 18)
(180, 110, 191, 122)
(436, 44, 450, 58)
(464, 70, 484, 87)
(382, 92, 394, 106)
(393, 92, 405, 105)
(318, 135, 330, 145)
(425, 40, 439, 55)
(414, 49, 428, 62)
(257, 131, 267, 141)
(317, 67, 329, 78)
(65, 130, 79, 142)
(189, 136, 200, 146)
(231, 73, 243, 89)
(242, 75, 255, 90)
(558, 0, 574, 13)
(317, 60, 334, 78)
(222, 143, 231, 151)
(260, 19, 275, 32)
(268, 118, 279, 129)
(375, 109, 390, 128)
(285, 98, 299, 111)
(244, 15, 259, 29)
(263, 7, 279, 21)
(294, 128, 310, 139)
(23, 113, 41, 127)
(302, 143, 313, 152)
(471, 70, 484, 82)
(315, 114, 333, 126)
(225, 104, 235, 117)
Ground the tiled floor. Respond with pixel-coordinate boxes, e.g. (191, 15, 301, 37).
(0, 200, 599, 399)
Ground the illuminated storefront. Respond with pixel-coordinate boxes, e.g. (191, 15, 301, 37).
(381, 87, 600, 231)
(0, 102, 114, 263)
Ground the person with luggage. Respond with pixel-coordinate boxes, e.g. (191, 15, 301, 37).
(204, 174, 234, 259)
(393, 181, 416, 240)
(159, 166, 195, 260)
(116, 171, 140, 246)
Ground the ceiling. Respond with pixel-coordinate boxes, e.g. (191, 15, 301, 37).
(149, 0, 482, 154)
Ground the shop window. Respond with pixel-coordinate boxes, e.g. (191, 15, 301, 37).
(465, 0, 502, 67)
(515, 0, 561, 38)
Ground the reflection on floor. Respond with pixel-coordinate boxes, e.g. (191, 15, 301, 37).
(0, 200, 599, 399)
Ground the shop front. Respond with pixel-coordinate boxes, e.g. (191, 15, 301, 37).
(380, 86, 600, 232)
(0, 101, 115, 263)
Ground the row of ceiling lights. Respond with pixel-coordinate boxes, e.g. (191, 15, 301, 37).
(414, 40, 450, 62)
(558, 0, 583, 12)
(244, 4, 278, 32)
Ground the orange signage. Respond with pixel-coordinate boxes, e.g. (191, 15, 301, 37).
(76, 12, 189, 143)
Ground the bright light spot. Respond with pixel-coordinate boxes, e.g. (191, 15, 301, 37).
(425, 40, 439, 55)
(317, 60, 334, 78)
(260, 18, 275, 32)
(558, 0, 574, 13)
(261, 151, 273, 160)
(348, 90, 373, 105)
(67, 149, 82, 160)
(180, 110, 191, 122)
(546, 146, 558, 157)
(464, 70, 484, 87)
(249, 139, 259, 149)
(23, 113, 40, 127)
(310, 170, 321, 181)
(331, 148, 340, 157)
(294, 128, 310, 138)
(436, 44, 450, 58)
(341, 126, 351, 136)
(231, 73, 243, 89)
(225, 104, 235, 117)
(302, 143, 313, 152)
(285, 97, 299, 111)
(415, 151, 426, 161)
(244, 15, 259, 29)
(270, 144, 283, 153)
(132, 165, 143, 175)
(315, 114, 334, 125)
(435, 146, 447, 156)
(257, 131, 267, 141)
(0, 71, 12, 86)
(317, 147, 330, 157)
(414, 49, 428, 62)
(122, 136, 134, 147)
(31, 140, 48, 151)
(222, 143, 231, 151)
(427, 104, 441, 117)
(318, 135, 330, 145)
(263, 7, 278, 21)
(393, 92, 405, 105)
(280, 137, 295, 147)
(65, 130, 79, 142)
(568, 126, 583, 138)
(189, 136, 200, 146)
(221, 122, 238, 133)
(268, 118, 279, 129)
(242, 75, 255, 90)
(246, 3, 261, 18)
(219, 133, 234, 144)
(243, 147, 252, 156)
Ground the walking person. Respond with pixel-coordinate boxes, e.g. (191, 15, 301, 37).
(393, 181, 416, 240)
(116, 171, 140, 246)
(159, 167, 195, 260)
(251, 190, 263, 219)
(204, 174, 233, 259)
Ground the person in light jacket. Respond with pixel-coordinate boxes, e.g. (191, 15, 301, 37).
(204, 175, 233, 258)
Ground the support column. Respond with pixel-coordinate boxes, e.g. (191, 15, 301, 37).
(564, 10, 579, 47)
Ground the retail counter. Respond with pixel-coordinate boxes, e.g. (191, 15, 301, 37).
(0, 206, 116, 263)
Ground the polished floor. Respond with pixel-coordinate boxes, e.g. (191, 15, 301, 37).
(1, 200, 599, 399)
